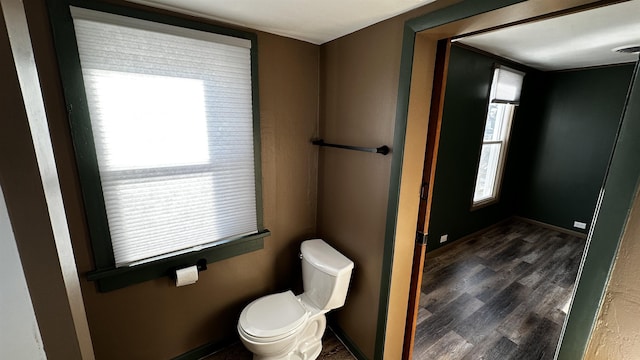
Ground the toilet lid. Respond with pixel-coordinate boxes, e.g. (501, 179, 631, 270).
(239, 290, 308, 338)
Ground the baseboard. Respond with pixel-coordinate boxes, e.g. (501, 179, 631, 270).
(328, 321, 368, 360)
(426, 216, 587, 258)
(425, 217, 512, 257)
(171, 338, 236, 360)
(514, 216, 587, 239)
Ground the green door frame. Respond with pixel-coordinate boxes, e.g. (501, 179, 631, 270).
(380, 0, 640, 359)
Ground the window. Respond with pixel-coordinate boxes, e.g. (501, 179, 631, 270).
(48, 2, 268, 291)
(472, 66, 525, 207)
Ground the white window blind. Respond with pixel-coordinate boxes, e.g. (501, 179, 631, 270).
(490, 66, 525, 104)
(71, 8, 258, 267)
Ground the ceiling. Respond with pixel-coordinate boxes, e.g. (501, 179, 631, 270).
(457, 0, 640, 71)
(125, 0, 436, 44)
(124, 0, 640, 69)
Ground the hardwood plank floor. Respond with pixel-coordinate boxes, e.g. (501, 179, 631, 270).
(414, 219, 585, 360)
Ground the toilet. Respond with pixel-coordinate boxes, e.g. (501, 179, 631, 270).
(237, 239, 354, 360)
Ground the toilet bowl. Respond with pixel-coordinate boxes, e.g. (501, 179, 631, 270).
(238, 239, 354, 360)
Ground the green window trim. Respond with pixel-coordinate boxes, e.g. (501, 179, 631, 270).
(47, 0, 268, 292)
(88, 231, 269, 292)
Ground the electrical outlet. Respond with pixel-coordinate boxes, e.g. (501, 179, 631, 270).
(440, 234, 448, 243)
(573, 221, 587, 230)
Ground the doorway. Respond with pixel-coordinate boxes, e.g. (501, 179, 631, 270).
(392, 3, 637, 358)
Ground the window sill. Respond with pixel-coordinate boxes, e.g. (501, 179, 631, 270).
(87, 230, 270, 292)
(471, 197, 499, 211)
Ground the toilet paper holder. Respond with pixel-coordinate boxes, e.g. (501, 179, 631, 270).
(169, 258, 208, 280)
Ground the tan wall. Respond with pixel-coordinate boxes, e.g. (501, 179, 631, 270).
(317, 1, 457, 357)
(10, 0, 320, 359)
(318, 22, 396, 359)
(585, 187, 640, 359)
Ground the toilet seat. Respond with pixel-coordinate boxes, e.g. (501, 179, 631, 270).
(239, 291, 308, 341)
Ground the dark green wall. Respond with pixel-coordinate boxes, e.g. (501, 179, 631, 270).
(514, 65, 635, 231)
(427, 44, 634, 252)
(427, 45, 516, 252)
(558, 60, 639, 360)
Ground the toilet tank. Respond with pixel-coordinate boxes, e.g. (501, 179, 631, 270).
(300, 239, 354, 310)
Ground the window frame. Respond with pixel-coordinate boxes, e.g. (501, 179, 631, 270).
(471, 65, 521, 210)
(47, 0, 269, 292)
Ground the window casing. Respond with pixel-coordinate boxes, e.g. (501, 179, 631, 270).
(472, 66, 524, 208)
(48, 1, 268, 291)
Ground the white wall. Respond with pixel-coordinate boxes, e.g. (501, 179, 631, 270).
(0, 184, 47, 360)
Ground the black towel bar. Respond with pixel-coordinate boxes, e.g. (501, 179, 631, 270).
(312, 139, 390, 155)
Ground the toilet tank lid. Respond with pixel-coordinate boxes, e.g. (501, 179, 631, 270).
(301, 239, 354, 276)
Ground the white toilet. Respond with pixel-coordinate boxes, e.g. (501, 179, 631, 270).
(237, 239, 354, 360)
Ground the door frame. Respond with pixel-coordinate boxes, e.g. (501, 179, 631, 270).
(401, 38, 451, 360)
(377, 0, 640, 359)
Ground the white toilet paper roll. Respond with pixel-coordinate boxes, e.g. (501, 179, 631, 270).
(175, 265, 198, 287)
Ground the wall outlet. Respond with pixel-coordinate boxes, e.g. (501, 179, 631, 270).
(440, 234, 448, 243)
(573, 221, 587, 230)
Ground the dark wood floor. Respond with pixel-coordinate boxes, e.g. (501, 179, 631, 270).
(413, 219, 585, 360)
(202, 328, 354, 360)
